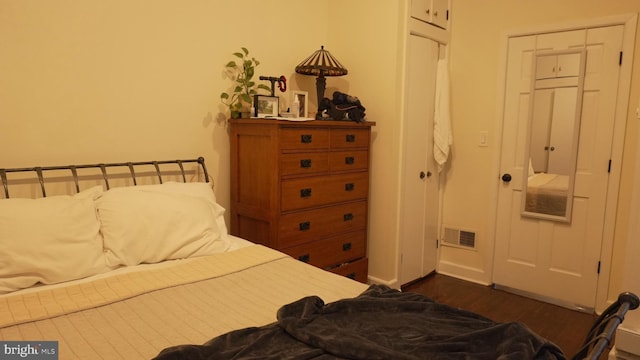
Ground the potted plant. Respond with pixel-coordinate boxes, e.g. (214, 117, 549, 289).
(220, 47, 271, 118)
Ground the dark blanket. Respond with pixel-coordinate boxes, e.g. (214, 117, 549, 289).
(154, 285, 566, 360)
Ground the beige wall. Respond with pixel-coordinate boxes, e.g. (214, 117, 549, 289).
(0, 0, 332, 210)
(327, 0, 407, 283)
(443, 0, 640, 305)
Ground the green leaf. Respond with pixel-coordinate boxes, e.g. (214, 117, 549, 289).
(257, 84, 271, 92)
(245, 67, 254, 79)
(220, 48, 265, 112)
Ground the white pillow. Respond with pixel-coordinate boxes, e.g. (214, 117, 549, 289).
(96, 182, 229, 267)
(0, 186, 107, 294)
(130, 182, 229, 240)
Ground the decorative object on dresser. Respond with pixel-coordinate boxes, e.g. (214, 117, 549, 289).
(295, 46, 348, 119)
(258, 75, 287, 96)
(220, 47, 271, 119)
(253, 95, 279, 118)
(291, 90, 308, 119)
(229, 118, 375, 283)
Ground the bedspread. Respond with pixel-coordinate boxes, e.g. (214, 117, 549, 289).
(0, 245, 368, 359)
(155, 285, 566, 360)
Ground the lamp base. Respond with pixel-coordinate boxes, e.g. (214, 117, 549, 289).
(315, 75, 326, 120)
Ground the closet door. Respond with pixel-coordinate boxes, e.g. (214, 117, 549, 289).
(494, 26, 624, 309)
(399, 34, 440, 285)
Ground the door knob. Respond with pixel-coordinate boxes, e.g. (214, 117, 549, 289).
(501, 173, 512, 183)
(419, 171, 432, 179)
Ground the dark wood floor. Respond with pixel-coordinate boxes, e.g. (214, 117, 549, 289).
(402, 273, 601, 359)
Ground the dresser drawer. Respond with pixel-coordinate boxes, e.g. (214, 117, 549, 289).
(280, 152, 329, 176)
(281, 231, 366, 270)
(280, 127, 329, 150)
(278, 201, 367, 247)
(281, 172, 369, 211)
(330, 257, 368, 283)
(329, 150, 369, 172)
(330, 128, 370, 149)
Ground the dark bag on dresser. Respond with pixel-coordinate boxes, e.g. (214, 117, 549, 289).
(319, 91, 366, 122)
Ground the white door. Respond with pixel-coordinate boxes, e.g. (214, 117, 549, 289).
(494, 25, 624, 308)
(400, 34, 440, 285)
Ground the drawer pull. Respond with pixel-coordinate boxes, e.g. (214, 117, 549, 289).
(343, 213, 354, 221)
(346, 134, 356, 142)
(298, 254, 310, 263)
(346, 272, 356, 279)
(300, 159, 312, 168)
(345, 156, 355, 165)
(301, 134, 313, 143)
(342, 242, 352, 251)
(300, 188, 312, 197)
(345, 183, 355, 191)
(299, 221, 311, 231)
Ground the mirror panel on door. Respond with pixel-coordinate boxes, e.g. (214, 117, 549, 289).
(522, 49, 586, 222)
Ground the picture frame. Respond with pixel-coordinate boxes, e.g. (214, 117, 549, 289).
(291, 90, 308, 118)
(254, 95, 279, 118)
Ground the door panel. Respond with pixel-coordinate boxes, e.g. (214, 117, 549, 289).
(494, 25, 623, 308)
(400, 34, 439, 285)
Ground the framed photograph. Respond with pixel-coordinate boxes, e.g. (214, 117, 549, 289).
(291, 90, 308, 118)
(254, 95, 279, 118)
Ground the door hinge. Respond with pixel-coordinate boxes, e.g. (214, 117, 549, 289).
(608, 159, 612, 173)
(619, 51, 623, 66)
(597, 261, 601, 274)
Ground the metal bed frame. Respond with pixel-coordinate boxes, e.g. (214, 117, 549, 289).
(575, 292, 640, 360)
(0, 157, 209, 198)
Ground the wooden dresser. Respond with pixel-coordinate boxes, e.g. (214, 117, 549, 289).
(229, 119, 375, 283)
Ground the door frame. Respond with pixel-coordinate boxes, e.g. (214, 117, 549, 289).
(489, 13, 637, 312)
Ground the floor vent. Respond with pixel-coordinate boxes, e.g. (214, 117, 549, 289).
(442, 227, 476, 249)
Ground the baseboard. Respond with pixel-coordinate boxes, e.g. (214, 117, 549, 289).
(366, 275, 399, 289)
(609, 347, 640, 360)
(437, 260, 491, 285)
(616, 327, 640, 356)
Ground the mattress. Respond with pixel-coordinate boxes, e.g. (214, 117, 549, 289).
(0, 238, 369, 359)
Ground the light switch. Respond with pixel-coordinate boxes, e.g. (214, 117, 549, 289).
(479, 131, 488, 147)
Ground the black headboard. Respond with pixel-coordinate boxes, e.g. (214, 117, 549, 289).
(0, 157, 209, 199)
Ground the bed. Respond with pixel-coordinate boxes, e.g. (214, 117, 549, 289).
(0, 158, 636, 360)
(525, 173, 569, 216)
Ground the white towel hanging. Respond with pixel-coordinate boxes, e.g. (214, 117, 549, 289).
(433, 58, 452, 173)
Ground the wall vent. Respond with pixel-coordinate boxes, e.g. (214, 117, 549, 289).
(442, 227, 476, 249)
